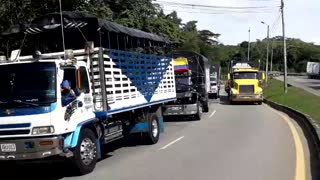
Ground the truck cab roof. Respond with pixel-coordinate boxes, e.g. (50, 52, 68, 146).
(233, 69, 259, 73)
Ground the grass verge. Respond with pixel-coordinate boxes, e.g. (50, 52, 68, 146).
(264, 79, 320, 123)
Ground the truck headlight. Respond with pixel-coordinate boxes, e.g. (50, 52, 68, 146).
(231, 89, 239, 94)
(32, 126, 54, 135)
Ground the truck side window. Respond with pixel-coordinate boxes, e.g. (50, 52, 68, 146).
(63, 68, 77, 89)
(79, 67, 90, 94)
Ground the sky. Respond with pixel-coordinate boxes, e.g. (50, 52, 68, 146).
(158, 0, 320, 45)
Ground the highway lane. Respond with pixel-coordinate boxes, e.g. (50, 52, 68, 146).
(1, 96, 313, 180)
(275, 75, 320, 96)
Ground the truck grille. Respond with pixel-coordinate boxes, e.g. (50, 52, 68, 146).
(239, 85, 254, 93)
(0, 130, 30, 136)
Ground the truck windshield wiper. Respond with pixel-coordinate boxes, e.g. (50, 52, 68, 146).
(13, 100, 39, 107)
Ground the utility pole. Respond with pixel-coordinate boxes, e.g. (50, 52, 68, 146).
(59, 0, 66, 59)
(266, 25, 269, 83)
(248, 27, 251, 61)
(261, 21, 270, 83)
(281, 0, 288, 93)
(270, 42, 274, 72)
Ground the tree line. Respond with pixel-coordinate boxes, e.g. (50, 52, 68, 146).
(0, 0, 219, 55)
(0, 0, 319, 73)
(227, 37, 320, 73)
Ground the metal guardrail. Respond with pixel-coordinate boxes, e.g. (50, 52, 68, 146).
(268, 71, 307, 77)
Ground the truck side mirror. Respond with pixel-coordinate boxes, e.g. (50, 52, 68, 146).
(262, 73, 266, 80)
(227, 73, 230, 80)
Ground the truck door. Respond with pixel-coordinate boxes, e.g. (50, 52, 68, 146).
(77, 66, 94, 113)
(61, 66, 94, 123)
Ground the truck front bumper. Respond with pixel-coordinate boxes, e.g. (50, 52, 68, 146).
(231, 94, 263, 102)
(0, 136, 64, 160)
(208, 90, 218, 94)
(163, 104, 198, 116)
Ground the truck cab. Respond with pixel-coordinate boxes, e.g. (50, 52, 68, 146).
(0, 55, 95, 159)
(163, 51, 210, 119)
(226, 63, 265, 104)
(208, 74, 220, 99)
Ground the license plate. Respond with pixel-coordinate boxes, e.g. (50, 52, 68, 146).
(1, 144, 16, 152)
(171, 107, 180, 110)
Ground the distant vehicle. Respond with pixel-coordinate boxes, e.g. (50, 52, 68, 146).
(163, 51, 210, 120)
(208, 65, 221, 99)
(225, 61, 265, 105)
(306, 62, 320, 79)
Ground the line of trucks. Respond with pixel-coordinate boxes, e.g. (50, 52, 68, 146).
(0, 11, 221, 175)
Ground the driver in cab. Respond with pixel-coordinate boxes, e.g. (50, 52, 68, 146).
(60, 80, 80, 107)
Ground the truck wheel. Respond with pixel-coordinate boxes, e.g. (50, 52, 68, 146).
(195, 103, 202, 120)
(143, 113, 160, 145)
(72, 128, 98, 175)
(202, 99, 209, 112)
(257, 101, 262, 105)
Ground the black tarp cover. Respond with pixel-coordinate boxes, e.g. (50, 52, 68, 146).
(2, 11, 169, 43)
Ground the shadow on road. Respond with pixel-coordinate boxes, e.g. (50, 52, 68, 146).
(306, 82, 320, 85)
(0, 138, 142, 180)
(164, 115, 199, 122)
(219, 95, 260, 106)
(308, 85, 320, 90)
(0, 158, 76, 180)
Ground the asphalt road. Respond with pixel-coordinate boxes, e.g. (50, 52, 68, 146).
(1, 95, 315, 180)
(275, 76, 320, 96)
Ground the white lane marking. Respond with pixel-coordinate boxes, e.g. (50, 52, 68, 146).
(209, 110, 217, 118)
(160, 136, 185, 150)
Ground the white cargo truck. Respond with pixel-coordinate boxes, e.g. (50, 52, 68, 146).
(306, 61, 320, 79)
(0, 12, 176, 175)
(208, 65, 221, 99)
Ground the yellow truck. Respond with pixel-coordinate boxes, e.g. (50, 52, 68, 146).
(225, 62, 265, 105)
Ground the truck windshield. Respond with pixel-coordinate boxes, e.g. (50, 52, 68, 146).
(175, 77, 191, 91)
(0, 62, 56, 107)
(210, 77, 217, 81)
(234, 72, 258, 79)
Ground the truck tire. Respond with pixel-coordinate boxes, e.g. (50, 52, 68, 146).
(72, 128, 98, 175)
(143, 113, 160, 145)
(257, 101, 262, 105)
(202, 99, 209, 112)
(195, 103, 202, 120)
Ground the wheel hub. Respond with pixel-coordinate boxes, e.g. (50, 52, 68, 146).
(80, 138, 96, 166)
(151, 119, 158, 138)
